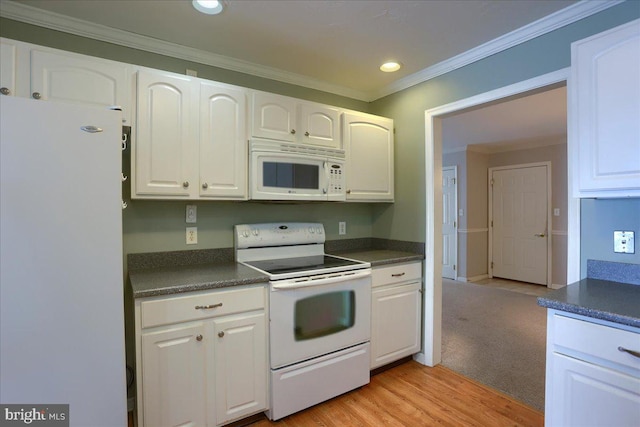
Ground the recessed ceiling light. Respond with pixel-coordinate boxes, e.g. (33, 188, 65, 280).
(193, 0, 225, 15)
(380, 61, 402, 73)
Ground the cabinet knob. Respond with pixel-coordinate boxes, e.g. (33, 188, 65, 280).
(290, 129, 296, 134)
(0, 87, 10, 96)
(304, 131, 310, 137)
(346, 189, 351, 194)
(196, 334, 203, 341)
(202, 182, 208, 189)
(32, 92, 41, 100)
(534, 233, 546, 238)
(218, 331, 225, 338)
(183, 181, 190, 188)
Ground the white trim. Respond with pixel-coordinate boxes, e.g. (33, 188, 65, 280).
(372, 0, 621, 100)
(442, 166, 457, 281)
(552, 230, 568, 236)
(488, 161, 553, 288)
(457, 274, 490, 283)
(419, 67, 573, 369)
(0, 0, 621, 102)
(458, 228, 489, 234)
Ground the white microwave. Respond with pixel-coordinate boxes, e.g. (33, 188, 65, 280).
(249, 140, 346, 201)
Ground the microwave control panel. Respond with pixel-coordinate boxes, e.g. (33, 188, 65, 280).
(327, 163, 345, 196)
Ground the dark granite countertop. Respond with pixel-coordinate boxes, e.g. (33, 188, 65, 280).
(130, 262, 268, 298)
(331, 249, 424, 267)
(130, 248, 423, 298)
(538, 278, 640, 329)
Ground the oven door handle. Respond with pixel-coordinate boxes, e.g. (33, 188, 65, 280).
(271, 269, 371, 290)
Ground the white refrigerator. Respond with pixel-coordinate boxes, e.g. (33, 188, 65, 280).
(1, 96, 127, 425)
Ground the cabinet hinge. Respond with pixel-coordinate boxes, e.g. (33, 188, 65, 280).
(454, 221, 456, 228)
(453, 265, 456, 271)
(452, 178, 456, 185)
(490, 179, 494, 186)
(491, 261, 494, 269)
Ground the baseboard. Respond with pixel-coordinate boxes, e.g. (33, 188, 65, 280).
(457, 274, 489, 283)
(550, 283, 566, 289)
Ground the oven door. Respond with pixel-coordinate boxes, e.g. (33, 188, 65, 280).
(250, 150, 330, 201)
(269, 270, 371, 369)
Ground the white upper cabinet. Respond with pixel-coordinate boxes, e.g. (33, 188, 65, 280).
(343, 111, 394, 202)
(199, 81, 247, 199)
(571, 19, 640, 197)
(251, 91, 343, 148)
(30, 49, 132, 124)
(0, 39, 17, 96)
(135, 70, 197, 197)
(251, 92, 297, 142)
(298, 102, 342, 148)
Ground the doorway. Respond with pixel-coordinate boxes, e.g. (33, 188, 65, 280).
(416, 68, 574, 367)
(442, 166, 457, 280)
(489, 163, 551, 286)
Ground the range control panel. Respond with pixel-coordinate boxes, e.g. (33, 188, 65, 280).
(235, 223, 325, 249)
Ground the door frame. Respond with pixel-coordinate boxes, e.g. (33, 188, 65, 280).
(416, 67, 576, 367)
(488, 162, 552, 287)
(442, 166, 458, 281)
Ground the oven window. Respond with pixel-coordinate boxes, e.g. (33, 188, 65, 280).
(263, 162, 319, 189)
(294, 291, 355, 341)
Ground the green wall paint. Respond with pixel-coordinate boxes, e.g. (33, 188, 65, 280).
(370, 1, 640, 242)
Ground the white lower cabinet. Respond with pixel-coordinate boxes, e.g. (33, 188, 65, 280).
(545, 310, 640, 426)
(135, 286, 268, 427)
(370, 261, 422, 369)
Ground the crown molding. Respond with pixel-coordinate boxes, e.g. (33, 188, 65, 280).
(372, 0, 624, 100)
(0, 0, 623, 102)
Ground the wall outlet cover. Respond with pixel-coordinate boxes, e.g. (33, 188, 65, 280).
(186, 227, 198, 245)
(613, 231, 635, 254)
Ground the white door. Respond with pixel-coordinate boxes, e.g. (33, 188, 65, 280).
(213, 312, 267, 425)
(30, 49, 131, 123)
(251, 92, 297, 142)
(135, 70, 197, 197)
(343, 112, 394, 201)
(141, 324, 207, 427)
(199, 81, 247, 199)
(442, 167, 457, 279)
(491, 164, 549, 285)
(298, 103, 342, 148)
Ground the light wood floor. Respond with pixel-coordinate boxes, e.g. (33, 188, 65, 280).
(249, 361, 543, 427)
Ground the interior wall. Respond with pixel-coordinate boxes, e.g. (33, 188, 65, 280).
(580, 198, 640, 276)
(466, 150, 489, 279)
(369, 2, 639, 244)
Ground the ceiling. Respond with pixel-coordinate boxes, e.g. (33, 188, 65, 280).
(441, 85, 567, 153)
(4, 0, 585, 100)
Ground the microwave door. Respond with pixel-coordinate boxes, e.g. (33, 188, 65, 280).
(252, 153, 328, 201)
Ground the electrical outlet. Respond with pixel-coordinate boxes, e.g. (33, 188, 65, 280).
(339, 221, 346, 235)
(553, 208, 560, 217)
(186, 205, 197, 223)
(186, 227, 198, 245)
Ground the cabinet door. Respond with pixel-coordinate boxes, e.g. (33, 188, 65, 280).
(199, 82, 247, 199)
(30, 50, 131, 124)
(141, 323, 207, 427)
(298, 103, 342, 148)
(371, 281, 421, 369)
(251, 92, 297, 142)
(547, 352, 640, 427)
(135, 70, 197, 197)
(343, 112, 394, 201)
(213, 312, 267, 425)
(572, 20, 640, 197)
(0, 40, 17, 97)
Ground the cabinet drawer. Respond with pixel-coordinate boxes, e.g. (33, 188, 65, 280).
(372, 262, 421, 288)
(553, 314, 640, 373)
(140, 286, 265, 329)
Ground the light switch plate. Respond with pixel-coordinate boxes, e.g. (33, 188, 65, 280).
(614, 231, 635, 254)
(186, 205, 197, 223)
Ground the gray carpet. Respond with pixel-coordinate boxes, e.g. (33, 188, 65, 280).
(441, 279, 547, 411)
